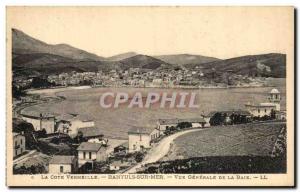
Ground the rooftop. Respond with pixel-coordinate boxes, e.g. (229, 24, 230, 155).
(245, 102, 277, 108)
(13, 132, 23, 137)
(128, 127, 155, 134)
(20, 111, 56, 118)
(78, 127, 103, 138)
(56, 113, 94, 122)
(270, 88, 280, 94)
(77, 142, 102, 152)
(49, 155, 75, 164)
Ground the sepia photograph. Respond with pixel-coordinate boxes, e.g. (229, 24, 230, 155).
(6, 6, 294, 187)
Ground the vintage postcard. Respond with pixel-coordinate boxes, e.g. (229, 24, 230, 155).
(6, 6, 294, 187)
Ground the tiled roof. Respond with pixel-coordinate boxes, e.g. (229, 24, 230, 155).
(77, 142, 102, 152)
(56, 113, 94, 122)
(128, 127, 155, 134)
(245, 103, 277, 108)
(49, 155, 75, 164)
(78, 127, 103, 138)
(20, 111, 56, 118)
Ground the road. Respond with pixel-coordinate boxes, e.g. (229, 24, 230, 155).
(125, 128, 204, 173)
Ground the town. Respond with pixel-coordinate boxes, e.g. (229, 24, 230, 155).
(13, 67, 269, 92)
(12, 88, 286, 174)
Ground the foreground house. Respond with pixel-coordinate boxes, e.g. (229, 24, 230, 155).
(77, 142, 107, 167)
(21, 112, 55, 133)
(48, 155, 77, 174)
(13, 132, 26, 158)
(128, 127, 159, 153)
(56, 113, 95, 138)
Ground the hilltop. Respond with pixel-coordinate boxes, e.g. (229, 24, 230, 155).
(12, 28, 105, 61)
(154, 54, 220, 66)
(119, 54, 174, 70)
(186, 53, 286, 78)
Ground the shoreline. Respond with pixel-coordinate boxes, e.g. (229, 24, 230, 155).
(25, 82, 280, 95)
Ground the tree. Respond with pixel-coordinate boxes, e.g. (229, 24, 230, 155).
(209, 112, 225, 126)
(135, 152, 144, 163)
(35, 129, 47, 138)
(270, 109, 276, 119)
(31, 77, 55, 88)
(73, 131, 86, 143)
(12, 84, 26, 98)
(177, 122, 192, 130)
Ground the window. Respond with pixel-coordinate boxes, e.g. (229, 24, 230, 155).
(133, 144, 136, 150)
(89, 152, 92, 159)
(258, 109, 260, 113)
(275, 94, 278, 99)
(21, 148, 23, 154)
(15, 141, 17, 146)
(60, 166, 64, 173)
(265, 109, 267, 113)
(20, 139, 22, 145)
(83, 152, 86, 159)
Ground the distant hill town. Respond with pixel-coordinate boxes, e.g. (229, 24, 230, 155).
(12, 28, 286, 80)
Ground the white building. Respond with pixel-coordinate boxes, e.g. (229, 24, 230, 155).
(245, 88, 281, 117)
(56, 113, 95, 138)
(21, 112, 55, 133)
(48, 155, 77, 174)
(128, 127, 159, 153)
(77, 142, 107, 167)
(13, 132, 26, 158)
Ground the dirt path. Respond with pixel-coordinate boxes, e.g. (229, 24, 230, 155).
(125, 128, 204, 173)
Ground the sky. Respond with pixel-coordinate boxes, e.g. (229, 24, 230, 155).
(7, 6, 293, 59)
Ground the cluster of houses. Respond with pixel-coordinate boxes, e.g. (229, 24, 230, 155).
(44, 67, 259, 89)
(13, 88, 285, 173)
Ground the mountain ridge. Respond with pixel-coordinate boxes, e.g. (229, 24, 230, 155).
(12, 28, 105, 61)
(11, 28, 286, 78)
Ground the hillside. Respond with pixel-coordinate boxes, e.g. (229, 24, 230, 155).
(11, 28, 286, 78)
(107, 52, 138, 61)
(12, 28, 104, 61)
(186, 53, 286, 78)
(119, 54, 174, 70)
(12, 52, 123, 77)
(155, 54, 220, 66)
